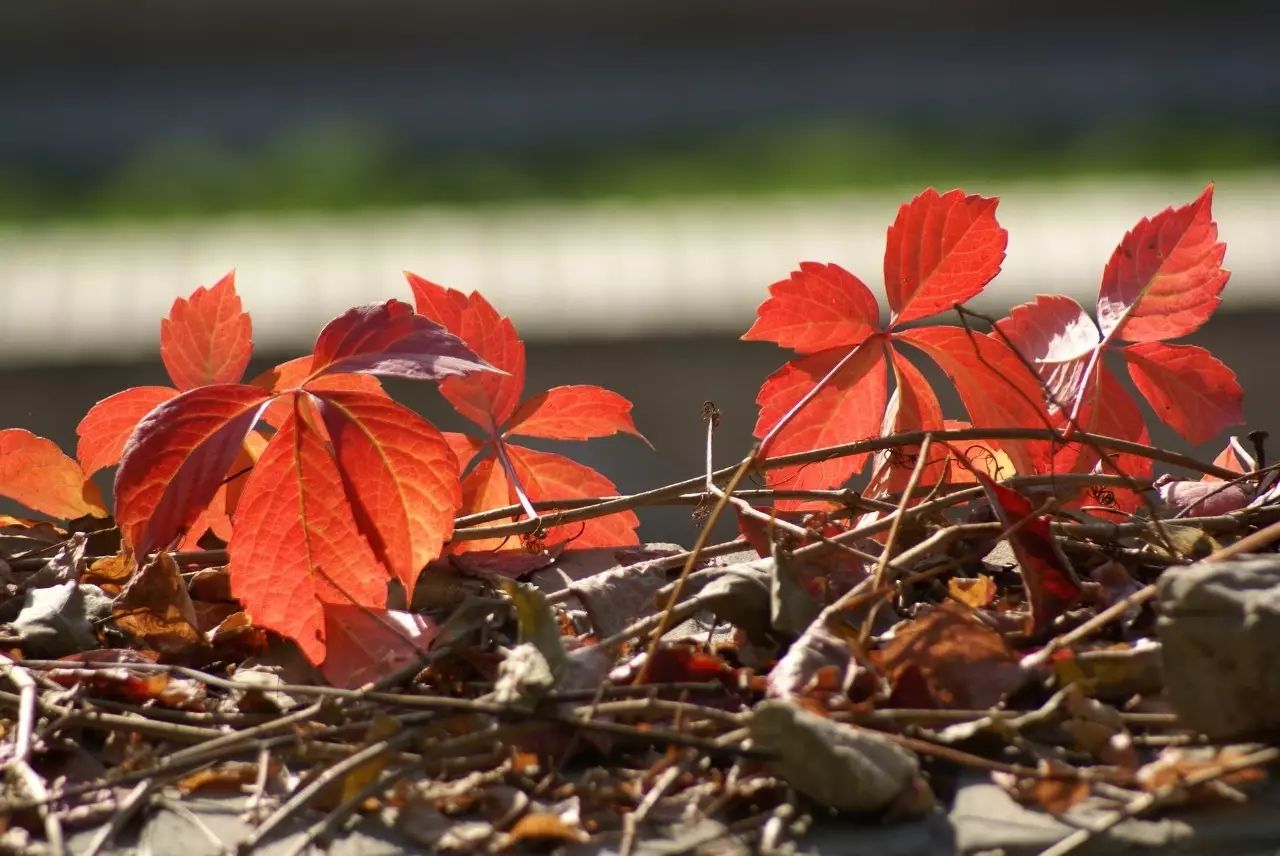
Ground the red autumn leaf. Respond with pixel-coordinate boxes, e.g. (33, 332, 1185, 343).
(994, 295, 1100, 410)
(507, 386, 647, 443)
(307, 299, 495, 383)
(998, 184, 1241, 454)
(1097, 184, 1228, 343)
(864, 350, 946, 495)
(962, 463, 1082, 635)
(320, 605, 438, 689)
(250, 354, 387, 428)
(76, 272, 251, 476)
(744, 188, 1049, 502)
(896, 326, 1051, 474)
(752, 341, 888, 502)
(0, 429, 108, 519)
(160, 270, 254, 390)
(409, 275, 646, 551)
(315, 388, 460, 593)
(114, 384, 272, 556)
(1051, 365, 1152, 513)
(1124, 342, 1244, 444)
(506, 445, 639, 549)
(77, 386, 179, 477)
(1205, 436, 1255, 481)
(883, 188, 1007, 326)
(228, 401, 390, 664)
(742, 262, 881, 354)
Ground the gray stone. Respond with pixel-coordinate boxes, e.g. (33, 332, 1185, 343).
(1157, 554, 1280, 738)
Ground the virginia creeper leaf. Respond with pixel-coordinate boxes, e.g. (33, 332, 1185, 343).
(404, 272, 468, 336)
(506, 445, 639, 549)
(741, 262, 880, 354)
(1097, 184, 1227, 343)
(251, 354, 387, 428)
(884, 188, 1007, 326)
(995, 295, 1101, 411)
(754, 340, 888, 503)
(1124, 342, 1243, 444)
(433, 291, 527, 432)
(76, 386, 180, 476)
(307, 300, 494, 383)
(115, 384, 272, 556)
(160, 270, 253, 390)
(896, 326, 1050, 473)
(316, 388, 461, 595)
(453, 455, 514, 551)
(0, 429, 108, 519)
(228, 400, 389, 665)
(506, 385, 647, 443)
(968, 470, 1081, 635)
(865, 348, 946, 495)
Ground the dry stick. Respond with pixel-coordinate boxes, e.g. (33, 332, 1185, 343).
(84, 779, 156, 856)
(1038, 745, 1280, 856)
(1022, 515, 1280, 670)
(447, 427, 1234, 542)
(0, 652, 37, 767)
(11, 760, 65, 856)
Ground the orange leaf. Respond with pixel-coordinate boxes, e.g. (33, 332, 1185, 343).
(0, 429, 107, 519)
(507, 444, 639, 549)
(160, 270, 253, 390)
(250, 354, 386, 428)
(228, 399, 390, 665)
(1097, 184, 1227, 343)
(76, 386, 180, 477)
(437, 292, 526, 431)
(948, 574, 997, 608)
(316, 388, 461, 595)
(884, 188, 1007, 327)
(741, 262, 881, 354)
(114, 384, 272, 556)
(866, 348, 946, 496)
(507, 385, 648, 443)
(753, 340, 888, 504)
(452, 455, 516, 552)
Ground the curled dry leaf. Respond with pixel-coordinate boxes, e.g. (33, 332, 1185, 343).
(112, 552, 207, 657)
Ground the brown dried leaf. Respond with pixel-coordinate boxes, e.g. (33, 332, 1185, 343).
(879, 601, 1023, 709)
(112, 552, 207, 656)
(506, 811, 588, 846)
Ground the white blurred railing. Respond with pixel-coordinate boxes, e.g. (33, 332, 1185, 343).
(2, 174, 1278, 364)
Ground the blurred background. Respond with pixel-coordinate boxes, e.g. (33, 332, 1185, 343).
(2, 1, 1279, 541)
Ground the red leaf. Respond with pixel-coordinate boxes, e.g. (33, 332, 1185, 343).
(896, 325, 1050, 474)
(115, 384, 272, 556)
(405, 272, 469, 338)
(1124, 342, 1243, 444)
(884, 188, 1007, 326)
(443, 431, 487, 473)
(307, 300, 493, 383)
(866, 348, 946, 496)
(1206, 436, 1255, 481)
(506, 445, 639, 549)
(160, 270, 253, 389)
(1097, 184, 1228, 343)
(0, 429, 108, 519)
(76, 386, 179, 476)
(741, 262, 881, 354)
(968, 469, 1081, 635)
(250, 355, 386, 428)
(228, 400, 390, 665)
(1052, 366, 1152, 514)
(315, 388, 461, 595)
(506, 385, 647, 443)
(753, 341, 888, 502)
(320, 605, 437, 689)
(995, 295, 1101, 411)
(437, 292, 527, 431)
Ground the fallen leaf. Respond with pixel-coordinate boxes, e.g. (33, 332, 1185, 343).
(112, 552, 208, 657)
(879, 601, 1024, 709)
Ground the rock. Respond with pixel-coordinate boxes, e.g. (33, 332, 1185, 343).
(1157, 554, 1280, 738)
